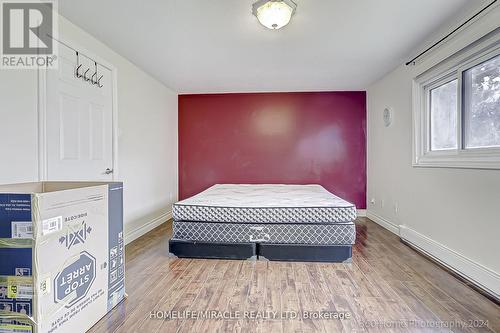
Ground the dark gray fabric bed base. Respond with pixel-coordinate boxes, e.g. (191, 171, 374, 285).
(168, 239, 352, 262)
(169, 240, 256, 260)
(258, 243, 352, 262)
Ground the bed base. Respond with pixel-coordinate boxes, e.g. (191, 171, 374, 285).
(168, 239, 352, 262)
(258, 243, 352, 262)
(168, 240, 256, 260)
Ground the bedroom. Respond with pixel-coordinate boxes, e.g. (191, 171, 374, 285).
(0, 0, 498, 332)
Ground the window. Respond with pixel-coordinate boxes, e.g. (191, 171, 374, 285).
(413, 35, 500, 169)
(430, 79, 458, 150)
(463, 55, 500, 149)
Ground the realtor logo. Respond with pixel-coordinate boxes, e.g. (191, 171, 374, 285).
(59, 221, 92, 250)
(1, 0, 58, 69)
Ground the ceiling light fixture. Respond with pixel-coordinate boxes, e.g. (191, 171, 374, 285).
(252, 0, 297, 30)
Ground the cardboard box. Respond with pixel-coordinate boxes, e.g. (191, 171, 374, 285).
(0, 182, 125, 333)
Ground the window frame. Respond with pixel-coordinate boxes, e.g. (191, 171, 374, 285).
(412, 34, 500, 169)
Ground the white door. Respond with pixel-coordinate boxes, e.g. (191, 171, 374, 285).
(45, 42, 114, 181)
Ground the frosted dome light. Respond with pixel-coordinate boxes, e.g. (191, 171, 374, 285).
(252, 0, 297, 30)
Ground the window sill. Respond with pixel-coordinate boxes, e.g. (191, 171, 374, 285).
(413, 150, 500, 170)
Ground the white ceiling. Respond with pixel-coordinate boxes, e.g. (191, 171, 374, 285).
(59, 0, 472, 93)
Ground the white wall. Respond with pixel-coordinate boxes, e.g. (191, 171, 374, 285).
(0, 15, 178, 244)
(367, 4, 500, 297)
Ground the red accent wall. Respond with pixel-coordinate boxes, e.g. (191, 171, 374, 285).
(178, 92, 366, 208)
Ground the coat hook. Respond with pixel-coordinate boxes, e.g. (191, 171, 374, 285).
(91, 61, 98, 85)
(83, 68, 91, 81)
(75, 51, 83, 78)
(97, 75, 103, 88)
(75, 64, 83, 78)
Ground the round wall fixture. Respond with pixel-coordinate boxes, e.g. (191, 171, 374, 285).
(383, 107, 393, 127)
(252, 0, 297, 30)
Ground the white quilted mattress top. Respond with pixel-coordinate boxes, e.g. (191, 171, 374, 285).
(176, 184, 355, 208)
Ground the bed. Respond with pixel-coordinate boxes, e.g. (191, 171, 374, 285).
(169, 184, 357, 262)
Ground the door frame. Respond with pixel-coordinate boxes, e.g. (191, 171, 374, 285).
(37, 36, 119, 181)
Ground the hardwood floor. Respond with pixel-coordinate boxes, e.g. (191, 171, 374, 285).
(89, 218, 499, 333)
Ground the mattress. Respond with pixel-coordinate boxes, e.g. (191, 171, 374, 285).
(173, 184, 357, 224)
(172, 221, 356, 245)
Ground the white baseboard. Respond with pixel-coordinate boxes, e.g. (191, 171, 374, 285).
(400, 225, 500, 300)
(124, 211, 172, 245)
(366, 210, 400, 235)
(356, 209, 366, 217)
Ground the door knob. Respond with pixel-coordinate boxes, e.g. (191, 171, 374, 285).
(104, 168, 113, 174)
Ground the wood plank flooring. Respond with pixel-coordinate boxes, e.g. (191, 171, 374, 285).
(89, 218, 499, 332)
